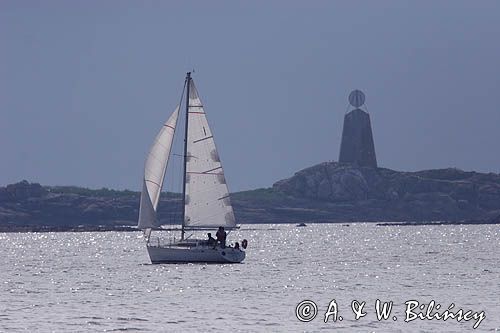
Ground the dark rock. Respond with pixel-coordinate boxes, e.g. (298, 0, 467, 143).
(2, 164, 500, 230)
(270, 162, 500, 223)
(2, 180, 47, 201)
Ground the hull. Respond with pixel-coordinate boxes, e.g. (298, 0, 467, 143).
(147, 244, 245, 264)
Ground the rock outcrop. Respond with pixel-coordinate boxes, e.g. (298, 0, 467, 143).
(270, 162, 500, 222)
(0, 181, 183, 229)
(1, 163, 500, 230)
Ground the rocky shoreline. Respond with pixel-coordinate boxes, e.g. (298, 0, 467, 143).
(0, 224, 140, 233)
(1, 162, 500, 231)
(1, 219, 497, 233)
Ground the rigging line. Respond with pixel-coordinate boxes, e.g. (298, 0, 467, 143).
(165, 82, 186, 224)
(178, 133, 185, 225)
(170, 79, 187, 226)
(172, 155, 180, 225)
(177, 79, 187, 112)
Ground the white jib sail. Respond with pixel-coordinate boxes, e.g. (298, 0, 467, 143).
(138, 107, 179, 229)
(184, 80, 236, 229)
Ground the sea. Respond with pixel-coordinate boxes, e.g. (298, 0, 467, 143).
(0, 223, 499, 332)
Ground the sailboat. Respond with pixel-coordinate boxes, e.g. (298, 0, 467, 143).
(137, 72, 246, 264)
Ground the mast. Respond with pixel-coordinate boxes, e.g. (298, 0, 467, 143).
(181, 72, 191, 240)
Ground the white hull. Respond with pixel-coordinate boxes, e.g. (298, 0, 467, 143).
(147, 244, 245, 264)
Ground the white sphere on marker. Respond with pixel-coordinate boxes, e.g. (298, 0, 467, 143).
(348, 90, 365, 108)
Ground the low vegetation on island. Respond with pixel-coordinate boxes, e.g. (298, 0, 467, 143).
(1, 162, 500, 231)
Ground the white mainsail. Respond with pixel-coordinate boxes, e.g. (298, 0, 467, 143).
(184, 80, 236, 228)
(138, 107, 179, 229)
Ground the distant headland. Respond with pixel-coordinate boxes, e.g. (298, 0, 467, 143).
(1, 162, 499, 232)
(2, 90, 499, 231)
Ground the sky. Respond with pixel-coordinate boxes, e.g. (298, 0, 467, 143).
(1, 0, 500, 192)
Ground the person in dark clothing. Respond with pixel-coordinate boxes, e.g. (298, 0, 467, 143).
(207, 233, 216, 246)
(215, 226, 226, 248)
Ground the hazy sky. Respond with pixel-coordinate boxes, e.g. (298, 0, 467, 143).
(1, 1, 500, 192)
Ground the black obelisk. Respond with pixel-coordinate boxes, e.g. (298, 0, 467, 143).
(339, 90, 377, 168)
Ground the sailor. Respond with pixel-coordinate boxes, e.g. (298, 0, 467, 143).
(207, 233, 216, 246)
(216, 226, 226, 248)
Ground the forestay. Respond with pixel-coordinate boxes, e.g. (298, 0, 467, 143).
(138, 107, 179, 229)
(184, 80, 236, 228)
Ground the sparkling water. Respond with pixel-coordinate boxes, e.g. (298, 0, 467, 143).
(1, 223, 498, 332)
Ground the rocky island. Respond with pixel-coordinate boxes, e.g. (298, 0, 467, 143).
(1, 162, 500, 231)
